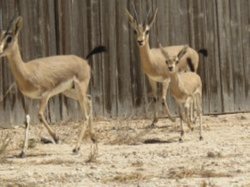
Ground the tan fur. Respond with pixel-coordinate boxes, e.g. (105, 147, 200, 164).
(160, 46, 203, 141)
(7, 42, 91, 98)
(126, 8, 200, 125)
(0, 16, 95, 157)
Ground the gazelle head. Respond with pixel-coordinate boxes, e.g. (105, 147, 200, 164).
(160, 44, 188, 73)
(125, 7, 158, 47)
(0, 16, 23, 57)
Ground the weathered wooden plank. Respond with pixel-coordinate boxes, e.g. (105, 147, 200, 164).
(0, 0, 250, 126)
(217, 0, 234, 113)
(100, 0, 119, 117)
(240, 0, 250, 111)
(203, 0, 222, 114)
(116, 0, 133, 117)
(86, 0, 105, 116)
(229, 0, 246, 112)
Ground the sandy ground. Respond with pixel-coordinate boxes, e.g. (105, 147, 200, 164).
(0, 113, 250, 187)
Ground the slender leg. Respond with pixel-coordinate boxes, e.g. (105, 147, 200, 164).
(191, 95, 197, 124)
(185, 104, 194, 131)
(189, 98, 194, 123)
(148, 79, 158, 127)
(179, 106, 185, 142)
(162, 80, 175, 122)
(87, 95, 96, 143)
(197, 94, 203, 140)
(72, 80, 95, 154)
(38, 96, 59, 143)
(19, 96, 31, 158)
(19, 114, 31, 158)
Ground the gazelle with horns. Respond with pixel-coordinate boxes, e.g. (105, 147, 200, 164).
(0, 16, 106, 157)
(160, 45, 203, 141)
(125, 7, 207, 126)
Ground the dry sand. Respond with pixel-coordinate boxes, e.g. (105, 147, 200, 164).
(0, 113, 249, 186)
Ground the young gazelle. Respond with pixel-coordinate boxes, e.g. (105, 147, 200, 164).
(125, 8, 206, 126)
(160, 45, 203, 142)
(0, 16, 106, 157)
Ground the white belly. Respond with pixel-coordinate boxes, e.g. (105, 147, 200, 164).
(147, 75, 167, 82)
(20, 78, 75, 99)
(21, 89, 43, 99)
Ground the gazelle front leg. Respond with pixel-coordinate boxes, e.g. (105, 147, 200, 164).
(178, 105, 185, 142)
(162, 80, 175, 122)
(148, 78, 158, 127)
(19, 96, 31, 157)
(38, 96, 59, 144)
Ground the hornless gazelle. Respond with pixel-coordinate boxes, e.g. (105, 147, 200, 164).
(0, 16, 106, 157)
(160, 45, 203, 142)
(125, 7, 207, 127)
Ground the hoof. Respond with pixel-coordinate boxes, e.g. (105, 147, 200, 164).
(179, 138, 183, 143)
(90, 136, 97, 143)
(54, 136, 60, 144)
(199, 136, 203, 141)
(150, 123, 155, 128)
(146, 123, 155, 129)
(72, 147, 80, 154)
(170, 117, 176, 122)
(41, 137, 53, 144)
(18, 151, 26, 158)
(190, 127, 194, 131)
(180, 130, 184, 136)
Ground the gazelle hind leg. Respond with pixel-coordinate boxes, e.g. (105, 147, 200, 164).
(196, 94, 203, 140)
(72, 80, 94, 154)
(185, 106, 194, 131)
(38, 96, 59, 144)
(86, 95, 95, 142)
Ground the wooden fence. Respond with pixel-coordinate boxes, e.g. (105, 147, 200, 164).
(0, 0, 249, 126)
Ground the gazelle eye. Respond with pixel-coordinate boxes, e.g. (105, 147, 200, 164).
(133, 30, 137, 34)
(6, 36, 12, 43)
(145, 30, 149, 35)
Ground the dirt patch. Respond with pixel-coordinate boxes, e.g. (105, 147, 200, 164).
(0, 113, 250, 186)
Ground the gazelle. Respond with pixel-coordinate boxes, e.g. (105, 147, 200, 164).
(0, 16, 106, 157)
(125, 7, 207, 126)
(160, 45, 203, 142)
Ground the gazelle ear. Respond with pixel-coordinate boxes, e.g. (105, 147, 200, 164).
(7, 16, 23, 35)
(148, 8, 158, 28)
(125, 9, 138, 31)
(177, 45, 189, 60)
(159, 43, 170, 60)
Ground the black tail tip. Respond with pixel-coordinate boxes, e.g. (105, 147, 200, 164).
(198, 48, 208, 57)
(95, 45, 107, 52)
(86, 45, 107, 59)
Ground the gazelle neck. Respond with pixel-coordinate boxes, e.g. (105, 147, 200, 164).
(170, 72, 181, 87)
(139, 40, 153, 72)
(6, 41, 28, 85)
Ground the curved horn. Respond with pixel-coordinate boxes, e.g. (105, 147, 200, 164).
(144, 8, 151, 26)
(125, 9, 138, 30)
(131, 2, 140, 23)
(148, 8, 158, 28)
